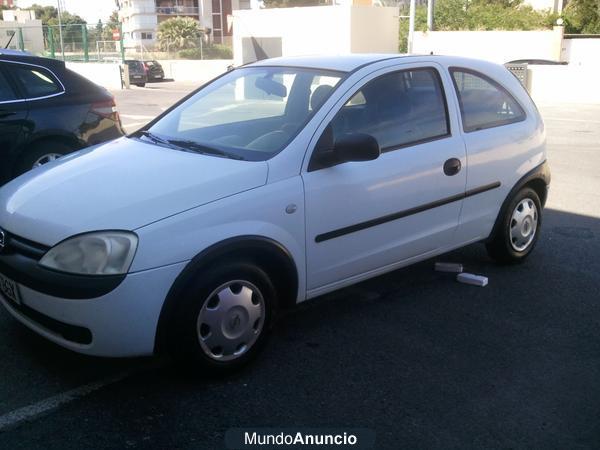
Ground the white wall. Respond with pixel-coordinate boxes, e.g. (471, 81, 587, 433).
(66, 62, 124, 90)
(562, 38, 600, 67)
(350, 7, 399, 53)
(413, 28, 564, 64)
(232, 6, 398, 66)
(0, 21, 44, 54)
(528, 65, 600, 104)
(156, 59, 233, 83)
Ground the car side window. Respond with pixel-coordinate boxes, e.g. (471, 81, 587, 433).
(10, 65, 63, 99)
(0, 68, 18, 102)
(450, 68, 526, 132)
(323, 67, 450, 154)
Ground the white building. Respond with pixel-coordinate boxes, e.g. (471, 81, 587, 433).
(0, 9, 44, 54)
(233, 5, 399, 66)
(117, 0, 259, 49)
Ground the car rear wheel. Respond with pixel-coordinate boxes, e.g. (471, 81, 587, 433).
(135, 83, 146, 87)
(486, 187, 542, 264)
(15, 141, 74, 177)
(168, 261, 277, 375)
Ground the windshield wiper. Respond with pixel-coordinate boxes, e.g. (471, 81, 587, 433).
(136, 130, 173, 147)
(167, 139, 245, 160)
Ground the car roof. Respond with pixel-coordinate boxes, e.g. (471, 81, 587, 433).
(247, 54, 409, 72)
(0, 49, 32, 56)
(0, 52, 66, 70)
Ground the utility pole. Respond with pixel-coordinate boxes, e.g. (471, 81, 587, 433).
(56, 0, 65, 60)
(408, 0, 416, 54)
(427, 0, 435, 31)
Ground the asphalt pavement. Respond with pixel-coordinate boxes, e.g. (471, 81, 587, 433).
(0, 83, 598, 449)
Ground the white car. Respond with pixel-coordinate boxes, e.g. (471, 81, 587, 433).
(0, 55, 550, 372)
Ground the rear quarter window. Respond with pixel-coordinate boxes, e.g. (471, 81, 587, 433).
(10, 64, 63, 99)
(0, 68, 18, 102)
(450, 68, 526, 132)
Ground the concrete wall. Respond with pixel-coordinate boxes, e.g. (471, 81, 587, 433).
(66, 62, 124, 90)
(528, 65, 600, 104)
(232, 6, 398, 66)
(350, 7, 400, 53)
(413, 28, 564, 64)
(561, 38, 600, 67)
(65, 60, 232, 90)
(156, 59, 233, 83)
(0, 22, 44, 54)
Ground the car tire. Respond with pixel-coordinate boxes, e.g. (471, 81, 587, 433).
(135, 83, 146, 87)
(167, 261, 277, 375)
(14, 140, 74, 177)
(486, 187, 542, 264)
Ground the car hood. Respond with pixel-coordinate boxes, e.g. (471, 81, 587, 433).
(0, 137, 268, 246)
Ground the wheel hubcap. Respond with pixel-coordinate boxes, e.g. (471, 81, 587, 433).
(509, 198, 538, 252)
(196, 280, 265, 361)
(33, 153, 63, 168)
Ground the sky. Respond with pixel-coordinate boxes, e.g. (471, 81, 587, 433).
(16, 0, 117, 24)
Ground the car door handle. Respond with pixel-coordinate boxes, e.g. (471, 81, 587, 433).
(443, 158, 462, 176)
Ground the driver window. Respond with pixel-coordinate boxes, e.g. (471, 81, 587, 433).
(317, 67, 450, 157)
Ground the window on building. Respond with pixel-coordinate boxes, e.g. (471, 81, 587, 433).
(450, 68, 526, 132)
(141, 32, 153, 40)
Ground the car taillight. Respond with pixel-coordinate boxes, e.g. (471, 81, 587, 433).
(91, 98, 120, 122)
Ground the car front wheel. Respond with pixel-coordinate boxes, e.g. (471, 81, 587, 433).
(486, 187, 542, 264)
(168, 262, 277, 374)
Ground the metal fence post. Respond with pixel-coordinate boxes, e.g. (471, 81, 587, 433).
(48, 26, 55, 58)
(119, 23, 125, 63)
(408, 0, 416, 54)
(82, 25, 89, 62)
(17, 27, 24, 51)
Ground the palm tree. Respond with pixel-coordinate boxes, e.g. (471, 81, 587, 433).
(157, 17, 203, 51)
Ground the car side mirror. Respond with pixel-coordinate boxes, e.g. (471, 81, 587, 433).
(334, 133, 380, 163)
(308, 127, 380, 171)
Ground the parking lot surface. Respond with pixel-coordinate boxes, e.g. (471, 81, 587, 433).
(0, 83, 598, 449)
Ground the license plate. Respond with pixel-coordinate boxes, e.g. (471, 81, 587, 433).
(0, 273, 20, 305)
(133, 75, 142, 79)
(153, 75, 162, 78)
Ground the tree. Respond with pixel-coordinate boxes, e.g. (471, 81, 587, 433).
(157, 17, 203, 51)
(30, 4, 59, 25)
(563, 0, 600, 33)
(398, 0, 557, 52)
(101, 10, 120, 41)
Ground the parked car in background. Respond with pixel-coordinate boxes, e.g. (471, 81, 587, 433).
(0, 55, 549, 374)
(0, 51, 125, 185)
(144, 60, 165, 81)
(124, 60, 148, 87)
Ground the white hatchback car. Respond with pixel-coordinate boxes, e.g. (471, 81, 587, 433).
(0, 55, 549, 372)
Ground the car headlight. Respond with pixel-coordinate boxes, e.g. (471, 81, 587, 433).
(39, 231, 138, 276)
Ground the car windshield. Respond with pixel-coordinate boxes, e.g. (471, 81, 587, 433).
(145, 66, 344, 161)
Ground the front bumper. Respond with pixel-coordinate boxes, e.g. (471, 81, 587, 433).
(0, 261, 187, 357)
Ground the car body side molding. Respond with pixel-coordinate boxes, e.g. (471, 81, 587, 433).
(315, 181, 501, 243)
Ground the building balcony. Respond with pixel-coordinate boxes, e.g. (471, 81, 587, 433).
(156, 5, 199, 15)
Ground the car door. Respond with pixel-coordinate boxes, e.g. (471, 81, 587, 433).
(302, 63, 467, 293)
(0, 63, 28, 184)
